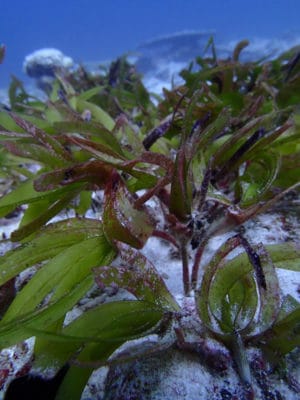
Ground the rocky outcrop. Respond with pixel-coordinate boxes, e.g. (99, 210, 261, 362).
(23, 48, 73, 92)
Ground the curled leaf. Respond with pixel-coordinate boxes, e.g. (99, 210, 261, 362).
(34, 161, 113, 191)
(142, 117, 172, 150)
(169, 146, 192, 221)
(238, 150, 281, 207)
(103, 172, 155, 248)
(233, 40, 250, 62)
(196, 236, 281, 339)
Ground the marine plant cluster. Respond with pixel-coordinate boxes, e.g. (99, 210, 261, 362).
(0, 40, 299, 398)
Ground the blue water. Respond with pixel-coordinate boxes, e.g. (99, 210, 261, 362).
(1, 0, 300, 88)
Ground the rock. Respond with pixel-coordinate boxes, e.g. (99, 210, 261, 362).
(23, 48, 73, 79)
(23, 48, 74, 92)
(133, 31, 215, 93)
(135, 31, 215, 74)
(102, 348, 246, 400)
(102, 346, 300, 400)
(133, 31, 300, 93)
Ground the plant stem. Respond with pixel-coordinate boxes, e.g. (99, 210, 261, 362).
(180, 240, 190, 296)
(191, 238, 208, 289)
(231, 331, 252, 386)
(152, 230, 179, 248)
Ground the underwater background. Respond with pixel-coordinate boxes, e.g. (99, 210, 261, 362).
(1, 0, 300, 88)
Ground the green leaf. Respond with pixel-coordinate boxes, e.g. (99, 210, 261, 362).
(0, 111, 25, 131)
(55, 365, 95, 400)
(76, 190, 92, 215)
(62, 300, 163, 342)
(75, 98, 115, 131)
(275, 295, 299, 322)
(53, 120, 124, 155)
(0, 275, 94, 348)
(34, 300, 163, 367)
(2, 141, 68, 168)
(94, 243, 179, 311)
(8, 112, 72, 162)
(11, 186, 84, 241)
(44, 300, 163, 400)
(66, 135, 126, 165)
(0, 218, 103, 285)
(78, 85, 105, 101)
(260, 302, 300, 357)
(1, 235, 115, 322)
(239, 150, 280, 206)
(265, 243, 300, 271)
(8, 77, 31, 111)
(0, 179, 81, 218)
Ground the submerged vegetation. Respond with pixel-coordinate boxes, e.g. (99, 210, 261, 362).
(0, 39, 299, 398)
